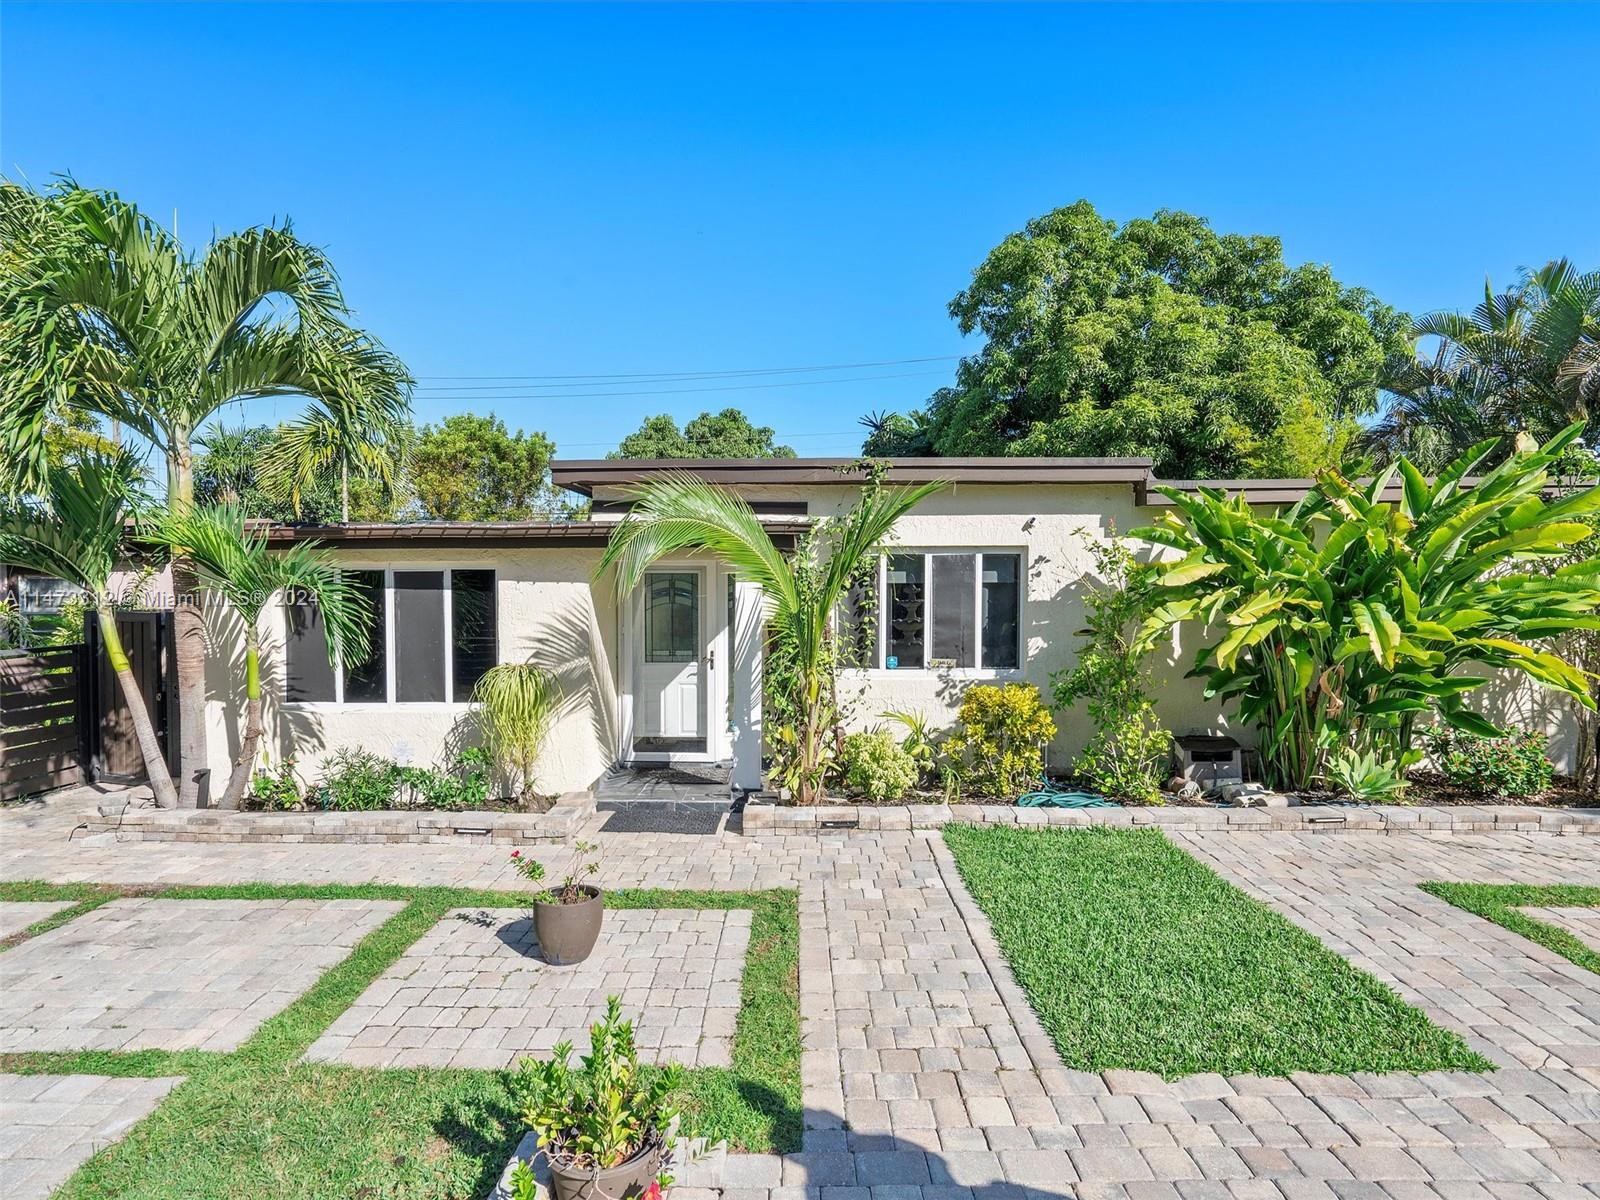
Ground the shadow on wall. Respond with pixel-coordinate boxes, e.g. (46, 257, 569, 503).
(1470, 664, 1592, 781)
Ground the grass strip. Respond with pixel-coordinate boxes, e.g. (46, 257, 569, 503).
(943, 824, 1492, 1078)
(1420, 882, 1600, 976)
(0, 879, 801, 1199)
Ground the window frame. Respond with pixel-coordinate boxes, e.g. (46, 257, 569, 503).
(846, 548, 1024, 676)
(283, 565, 498, 709)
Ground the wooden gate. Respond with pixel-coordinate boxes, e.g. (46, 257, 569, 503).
(85, 611, 178, 784)
(0, 645, 89, 801)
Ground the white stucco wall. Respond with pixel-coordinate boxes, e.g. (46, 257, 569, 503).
(102, 476, 1591, 796)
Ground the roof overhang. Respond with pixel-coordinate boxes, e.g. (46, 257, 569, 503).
(549, 456, 1153, 497)
(260, 519, 809, 550)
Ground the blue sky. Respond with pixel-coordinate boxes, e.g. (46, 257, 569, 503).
(5, 2, 1597, 458)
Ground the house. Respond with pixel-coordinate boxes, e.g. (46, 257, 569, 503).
(155, 456, 1585, 800)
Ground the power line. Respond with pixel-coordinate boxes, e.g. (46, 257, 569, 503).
(406, 369, 949, 402)
(411, 354, 961, 385)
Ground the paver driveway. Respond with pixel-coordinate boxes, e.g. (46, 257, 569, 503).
(2, 788, 1598, 1199)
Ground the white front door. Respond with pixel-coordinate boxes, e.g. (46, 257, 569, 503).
(635, 570, 706, 753)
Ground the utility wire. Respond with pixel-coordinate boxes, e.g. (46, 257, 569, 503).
(412, 354, 960, 384)
(405, 369, 948, 401)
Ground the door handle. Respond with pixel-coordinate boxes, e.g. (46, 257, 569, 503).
(706, 649, 715, 668)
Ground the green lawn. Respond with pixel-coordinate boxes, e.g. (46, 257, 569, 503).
(1421, 881, 1600, 976)
(942, 824, 1492, 1079)
(0, 881, 799, 1200)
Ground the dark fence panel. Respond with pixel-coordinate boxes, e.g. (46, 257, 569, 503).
(0, 645, 89, 801)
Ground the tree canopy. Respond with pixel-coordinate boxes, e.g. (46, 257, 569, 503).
(867, 201, 1408, 478)
(611, 408, 795, 460)
(409, 412, 562, 521)
(1366, 260, 1600, 473)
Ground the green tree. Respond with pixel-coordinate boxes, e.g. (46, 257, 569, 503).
(194, 423, 400, 524)
(612, 409, 796, 459)
(263, 401, 410, 522)
(1368, 260, 1600, 471)
(869, 202, 1407, 477)
(1133, 425, 1600, 791)
(409, 413, 562, 521)
(0, 182, 410, 806)
(599, 471, 939, 803)
(0, 451, 179, 807)
(145, 504, 370, 809)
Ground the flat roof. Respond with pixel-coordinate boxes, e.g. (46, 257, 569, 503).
(263, 519, 809, 549)
(549, 456, 1153, 496)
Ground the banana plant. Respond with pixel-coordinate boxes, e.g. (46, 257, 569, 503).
(1133, 423, 1600, 790)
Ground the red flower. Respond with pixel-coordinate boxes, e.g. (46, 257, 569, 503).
(510, 850, 521, 858)
(642, 1182, 663, 1200)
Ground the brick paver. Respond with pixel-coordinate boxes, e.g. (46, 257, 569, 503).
(1517, 906, 1600, 955)
(307, 907, 750, 1069)
(0, 901, 70, 940)
(0, 897, 402, 1053)
(4, 786, 1600, 1197)
(0, 1073, 182, 1200)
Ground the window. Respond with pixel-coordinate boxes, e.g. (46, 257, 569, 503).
(644, 572, 698, 664)
(845, 551, 1021, 672)
(284, 568, 498, 704)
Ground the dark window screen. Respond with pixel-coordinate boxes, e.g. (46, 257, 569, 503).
(284, 595, 335, 702)
(394, 571, 446, 702)
(342, 570, 388, 701)
(886, 554, 925, 670)
(981, 554, 1021, 670)
(451, 570, 497, 701)
(930, 554, 976, 667)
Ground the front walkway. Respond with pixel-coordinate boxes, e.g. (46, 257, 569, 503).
(1, 787, 1598, 1198)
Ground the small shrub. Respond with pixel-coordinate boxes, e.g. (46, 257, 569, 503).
(249, 756, 302, 810)
(944, 683, 1057, 798)
(1074, 707, 1171, 805)
(882, 709, 938, 785)
(318, 746, 400, 811)
(1427, 728, 1555, 799)
(395, 748, 493, 811)
(840, 730, 917, 802)
(1326, 748, 1409, 804)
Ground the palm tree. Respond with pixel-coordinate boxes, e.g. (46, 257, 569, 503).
(0, 181, 411, 805)
(598, 471, 941, 803)
(0, 451, 179, 807)
(144, 504, 371, 809)
(263, 401, 411, 522)
(1368, 259, 1600, 470)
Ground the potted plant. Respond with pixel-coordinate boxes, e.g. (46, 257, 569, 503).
(513, 996, 683, 1200)
(510, 840, 603, 965)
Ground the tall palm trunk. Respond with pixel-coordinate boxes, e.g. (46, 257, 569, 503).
(341, 459, 350, 523)
(219, 629, 264, 810)
(168, 444, 208, 808)
(99, 606, 179, 808)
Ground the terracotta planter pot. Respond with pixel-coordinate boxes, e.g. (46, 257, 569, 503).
(532, 885, 603, 965)
(547, 1141, 661, 1200)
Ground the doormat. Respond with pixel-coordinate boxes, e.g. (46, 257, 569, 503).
(599, 805, 727, 836)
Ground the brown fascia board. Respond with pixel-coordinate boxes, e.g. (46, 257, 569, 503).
(1138, 478, 1405, 507)
(549, 456, 1154, 496)
(260, 519, 808, 550)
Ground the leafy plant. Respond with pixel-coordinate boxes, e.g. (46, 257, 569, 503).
(472, 661, 561, 810)
(511, 839, 602, 904)
(1426, 728, 1555, 800)
(516, 995, 684, 1172)
(395, 748, 492, 811)
(1052, 528, 1172, 803)
(943, 683, 1058, 798)
(1134, 424, 1600, 790)
(318, 747, 400, 811)
(1325, 747, 1412, 803)
(250, 756, 303, 811)
(598, 466, 940, 803)
(882, 709, 938, 784)
(839, 730, 917, 802)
